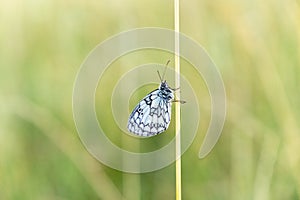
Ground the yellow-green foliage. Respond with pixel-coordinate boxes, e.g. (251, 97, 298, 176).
(0, 0, 299, 199)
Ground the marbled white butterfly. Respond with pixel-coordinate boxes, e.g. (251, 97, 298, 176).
(127, 60, 185, 137)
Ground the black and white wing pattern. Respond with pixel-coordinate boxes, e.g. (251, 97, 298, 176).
(127, 81, 174, 137)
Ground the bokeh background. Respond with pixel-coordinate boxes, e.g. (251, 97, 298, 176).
(1, 0, 300, 199)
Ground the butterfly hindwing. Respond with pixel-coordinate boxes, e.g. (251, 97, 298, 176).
(127, 88, 173, 137)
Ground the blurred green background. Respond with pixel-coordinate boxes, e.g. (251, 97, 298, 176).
(1, 0, 300, 199)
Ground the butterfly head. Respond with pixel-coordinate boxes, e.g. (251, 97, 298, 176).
(159, 81, 174, 102)
(159, 80, 168, 89)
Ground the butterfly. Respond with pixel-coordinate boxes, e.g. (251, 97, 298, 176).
(127, 60, 185, 137)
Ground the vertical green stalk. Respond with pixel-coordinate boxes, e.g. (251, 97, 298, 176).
(174, 0, 182, 199)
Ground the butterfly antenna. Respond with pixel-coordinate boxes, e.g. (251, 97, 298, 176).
(157, 60, 170, 82)
(157, 70, 163, 82)
(161, 60, 170, 81)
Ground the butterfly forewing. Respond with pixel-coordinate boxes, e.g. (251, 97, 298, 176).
(127, 83, 174, 137)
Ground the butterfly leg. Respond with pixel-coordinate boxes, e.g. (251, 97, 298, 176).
(170, 86, 181, 91)
(172, 99, 186, 104)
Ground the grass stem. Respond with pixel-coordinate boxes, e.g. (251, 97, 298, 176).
(174, 0, 181, 199)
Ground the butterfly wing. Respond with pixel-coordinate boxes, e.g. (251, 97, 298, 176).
(127, 90, 172, 137)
